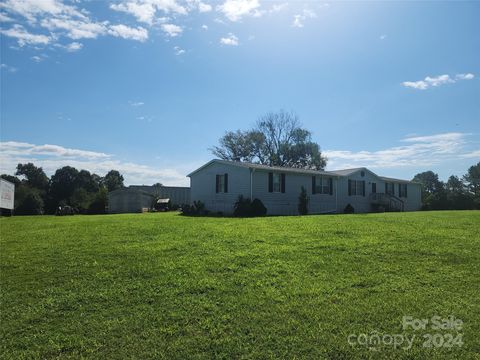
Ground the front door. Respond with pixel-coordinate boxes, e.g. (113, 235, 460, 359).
(372, 183, 376, 193)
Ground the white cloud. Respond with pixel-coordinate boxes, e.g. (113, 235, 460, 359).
(402, 73, 475, 90)
(292, 8, 317, 28)
(217, 0, 260, 22)
(0, 0, 150, 50)
(0, 0, 87, 22)
(325, 132, 478, 170)
(460, 150, 480, 159)
(270, 3, 288, 13)
(455, 73, 474, 80)
(0, 63, 18, 73)
(201, 24, 208, 30)
(110, 2, 157, 25)
(198, 2, 212, 13)
(65, 41, 83, 52)
(110, 0, 187, 25)
(220, 33, 238, 46)
(0, 12, 13, 22)
(0, 141, 188, 186)
(40, 17, 108, 40)
(174, 45, 185, 55)
(0, 24, 50, 46)
(31, 55, 43, 62)
(0, 141, 110, 159)
(129, 101, 145, 106)
(108, 24, 148, 42)
(161, 23, 182, 37)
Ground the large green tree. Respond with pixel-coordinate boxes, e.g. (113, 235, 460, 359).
(49, 166, 80, 204)
(211, 110, 327, 170)
(15, 163, 49, 191)
(463, 162, 480, 196)
(103, 170, 124, 192)
(412, 171, 444, 196)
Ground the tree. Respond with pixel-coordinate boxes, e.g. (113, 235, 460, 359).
(412, 171, 444, 197)
(412, 171, 447, 210)
(211, 110, 327, 170)
(88, 187, 108, 214)
(298, 186, 309, 215)
(103, 170, 124, 192)
(15, 188, 44, 215)
(49, 166, 79, 204)
(463, 162, 480, 209)
(15, 163, 49, 191)
(75, 170, 100, 193)
(463, 162, 480, 196)
(70, 188, 94, 213)
(445, 175, 474, 210)
(446, 175, 465, 193)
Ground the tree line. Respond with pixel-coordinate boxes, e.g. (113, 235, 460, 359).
(1, 163, 125, 215)
(412, 162, 480, 210)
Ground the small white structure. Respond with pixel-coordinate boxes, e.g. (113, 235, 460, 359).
(0, 178, 15, 211)
(187, 159, 422, 215)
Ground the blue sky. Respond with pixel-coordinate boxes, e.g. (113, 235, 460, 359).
(1, 0, 479, 186)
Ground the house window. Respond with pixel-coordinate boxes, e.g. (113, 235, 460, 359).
(273, 173, 281, 192)
(269, 172, 285, 193)
(314, 176, 332, 194)
(385, 182, 395, 195)
(399, 183, 408, 198)
(348, 180, 365, 196)
(215, 174, 228, 193)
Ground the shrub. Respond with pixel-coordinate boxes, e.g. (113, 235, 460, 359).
(344, 203, 354, 214)
(181, 201, 206, 216)
(251, 198, 267, 216)
(234, 196, 267, 217)
(298, 186, 309, 215)
(234, 195, 252, 217)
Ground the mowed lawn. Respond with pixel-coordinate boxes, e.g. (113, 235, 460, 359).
(1, 211, 479, 359)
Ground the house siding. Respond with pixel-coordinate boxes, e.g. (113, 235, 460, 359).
(251, 170, 336, 215)
(188, 160, 422, 215)
(337, 170, 381, 213)
(189, 162, 250, 214)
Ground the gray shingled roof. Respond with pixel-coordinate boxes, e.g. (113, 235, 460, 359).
(326, 168, 366, 176)
(187, 159, 417, 183)
(187, 159, 334, 177)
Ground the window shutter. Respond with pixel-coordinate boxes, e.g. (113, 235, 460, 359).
(405, 184, 408, 198)
(224, 173, 228, 193)
(281, 173, 286, 193)
(312, 176, 316, 194)
(215, 175, 219, 193)
(329, 178, 333, 195)
(268, 173, 273, 193)
(362, 181, 365, 196)
(392, 183, 395, 196)
(348, 179, 352, 196)
(385, 183, 388, 194)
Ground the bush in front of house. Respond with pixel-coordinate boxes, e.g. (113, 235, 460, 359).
(181, 200, 207, 216)
(251, 198, 267, 216)
(344, 203, 355, 214)
(233, 195, 267, 217)
(298, 186, 309, 215)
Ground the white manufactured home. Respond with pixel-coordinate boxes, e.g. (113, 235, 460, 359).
(187, 159, 422, 215)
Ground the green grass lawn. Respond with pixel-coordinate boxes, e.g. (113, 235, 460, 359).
(1, 211, 479, 359)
